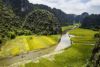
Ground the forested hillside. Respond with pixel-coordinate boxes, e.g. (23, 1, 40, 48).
(0, 0, 18, 47)
(24, 9, 61, 35)
(3, 0, 89, 26)
(3, 0, 69, 26)
(81, 14, 100, 30)
(0, 0, 61, 48)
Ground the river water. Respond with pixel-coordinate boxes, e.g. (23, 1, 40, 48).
(55, 33, 71, 51)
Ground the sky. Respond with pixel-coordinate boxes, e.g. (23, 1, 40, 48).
(28, 0, 100, 15)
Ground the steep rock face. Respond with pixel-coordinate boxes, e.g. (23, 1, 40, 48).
(75, 12, 89, 23)
(53, 8, 70, 25)
(3, 0, 33, 16)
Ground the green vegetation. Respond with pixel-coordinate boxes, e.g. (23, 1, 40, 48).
(1, 0, 100, 66)
(62, 23, 80, 32)
(88, 32, 100, 67)
(0, 35, 61, 57)
(62, 25, 73, 32)
(54, 44, 93, 67)
(0, 0, 31, 47)
(81, 14, 100, 30)
(0, 0, 61, 48)
(69, 28, 98, 44)
(17, 28, 97, 67)
(0, 0, 16, 46)
(24, 9, 61, 35)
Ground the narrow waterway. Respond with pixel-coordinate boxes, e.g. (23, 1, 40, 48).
(55, 33, 71, 51)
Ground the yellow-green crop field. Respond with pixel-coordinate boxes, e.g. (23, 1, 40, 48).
(20, 28, 98, 67)
(61, 23, 80, 32)
(62, 25, 73, 32)
(0, 35, 61, 57)
(69, 28, 98, 44)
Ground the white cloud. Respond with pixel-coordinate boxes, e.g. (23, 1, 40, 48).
(87, 0, 100, 6)
(28, 0, 100, 15)
(86, 0, 100, 14)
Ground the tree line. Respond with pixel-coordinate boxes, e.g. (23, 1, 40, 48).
(81, 14, 100, 30)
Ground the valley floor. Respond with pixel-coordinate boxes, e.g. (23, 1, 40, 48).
(17, 28, 97, 67)
(0, 25, 98, 67)
(0, 30, 71, 67)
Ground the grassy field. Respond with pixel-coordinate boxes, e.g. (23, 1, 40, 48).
(0, 35, 61, 57)
(62, 25, 74, 32)
(61, 23, 80, 32)
(69, 28, 97, 45)
(20, 28, 97, 67)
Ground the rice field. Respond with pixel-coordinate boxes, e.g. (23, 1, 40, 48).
(19, 28, 97, 67)
(0, 35, 61, 57)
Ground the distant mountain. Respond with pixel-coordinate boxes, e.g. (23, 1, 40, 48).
(2, 0, 74, 26)
(81, 14, 100, 30)
(3, 0, 89, 26)
(75, 12, 89, 23)
(3, 0, 33, 16)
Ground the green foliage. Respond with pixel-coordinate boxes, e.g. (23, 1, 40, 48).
(81, 14, 100, 30)
(0, 0, 16, 46)
(94, 32, 100, 39)
(0, 1, 62, 48)
(3, 0, 74, 26)
(88, 32, 100, 67)
(24, 9, 61, 35)
(14, 29, 32, 36)
(19, 28, 95, 67)
(7, 31, 16, 39)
